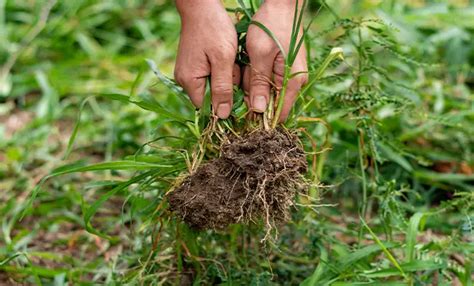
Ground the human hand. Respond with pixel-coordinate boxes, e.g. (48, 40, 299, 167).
(243, 0, 308, 122)
(174, 0, 240, 119)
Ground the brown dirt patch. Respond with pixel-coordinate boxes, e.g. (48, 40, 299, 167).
(168, 128, 308, 230)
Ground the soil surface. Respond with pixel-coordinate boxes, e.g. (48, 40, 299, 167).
(168, 128, 308, 230)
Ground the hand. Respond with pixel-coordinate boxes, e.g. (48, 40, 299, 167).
(243, 0, 308, 122)
(174, 0, 240, 119)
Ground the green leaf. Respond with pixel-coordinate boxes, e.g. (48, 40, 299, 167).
(361, 218, 406, 277)
(406, 212, 427, 262)
(364, 260, 445, 278)
(236, 0, 252, 19)
(81, 170, 155, 239)
(0, 252, 24, 266)
(63, 96, 94, 160)
(21, 160, 171, 219)
(145, 59, 187, 100)
(97, 93, 191, 122)
(302, 244, 329, 285)
(341, 242, 399, 270)
(414, 170, 474, 182)
(378, 142, 413, 172)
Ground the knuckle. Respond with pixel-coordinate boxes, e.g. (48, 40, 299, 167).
(298, 74, 308, 85)
(291, 73, 308, 87)
(210, 44, 236, 61)
(246, 37, 273, 57)
(251, 74, 270, 87)
(212, 83, 233, 97)
(274, 55, 285, 66)
(273, 67, 285, 78)
(286, 79, 303, 94)
(174, 70, 193, 87)
(248, 42, 273, 57)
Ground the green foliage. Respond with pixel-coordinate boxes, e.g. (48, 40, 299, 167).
(0, 0, 472, 285)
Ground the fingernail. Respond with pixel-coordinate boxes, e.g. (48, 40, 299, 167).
(216, 103, 231, 119)
(252, 96, 267, 112)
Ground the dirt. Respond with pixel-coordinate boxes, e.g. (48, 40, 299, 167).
(168, 128, 308, 230)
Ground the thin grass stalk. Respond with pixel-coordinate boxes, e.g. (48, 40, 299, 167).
(288, 0, 302, 61)
(299, 47, 344, 95)
(358, 128, 368, 219)
(271, 64, 292, 128)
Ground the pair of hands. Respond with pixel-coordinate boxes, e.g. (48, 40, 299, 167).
(174, 0, 307, 122)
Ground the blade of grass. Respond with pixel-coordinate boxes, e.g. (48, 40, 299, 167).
(81, 170, 157, 239)
(301, 244, 328, 286)
(364, 260, 445, 278)
(406, 212, 426, 262)
(99, 92, 191, 122)
(288, 0, 302, 64)
(63, 96, 94, 160)
(236, 0, 252, 19)
(20, 160, 172, 219)
(341, 242, 399, 270)
(146, 59, 188, 101)
(361, 218, 406, 277)
(0, 252, 23, 266)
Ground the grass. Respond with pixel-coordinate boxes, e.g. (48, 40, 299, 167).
(1, 0, 473, 285)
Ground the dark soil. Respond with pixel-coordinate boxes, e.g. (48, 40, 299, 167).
(168, 128, 308, 230)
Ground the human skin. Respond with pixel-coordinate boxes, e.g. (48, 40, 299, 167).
(243, 0, 307, 122)
(175, 0, 239, 119)
(175, 0, 307, 122)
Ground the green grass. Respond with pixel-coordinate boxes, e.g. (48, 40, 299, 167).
(1, 0, 473, 285)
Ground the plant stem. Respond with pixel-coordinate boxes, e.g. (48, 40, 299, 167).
(272, 64, 291, 128)
(356, 24, 363, 90)
(299, 48, 344, 96)
(359, 129, 368, 219)
(272, 48, 343, 128)
(357, 128, 368, 246)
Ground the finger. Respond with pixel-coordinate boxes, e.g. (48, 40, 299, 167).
(277, 52, 307, 122)
(242, 65, 250, 106)
(278, 74, 308, 122)
(210, 57, 234, 119)
(174, 56, 209, 108)
(273, 52, 285, 90)
(233, 63, 241, 86)
(175, 74, 207, 108)
(247, 46, 276, 113)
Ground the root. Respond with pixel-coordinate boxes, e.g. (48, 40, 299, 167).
(168, 128, 308, 237)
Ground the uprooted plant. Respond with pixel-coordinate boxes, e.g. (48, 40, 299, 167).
(167, 0, 343, 236)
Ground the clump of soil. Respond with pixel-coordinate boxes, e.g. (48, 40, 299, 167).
(168, 128, 308, 230)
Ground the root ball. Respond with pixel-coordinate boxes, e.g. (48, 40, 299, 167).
(168, 128, 308, 230)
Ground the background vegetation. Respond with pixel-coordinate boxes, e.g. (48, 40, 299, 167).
(0, 0, 473, 285)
